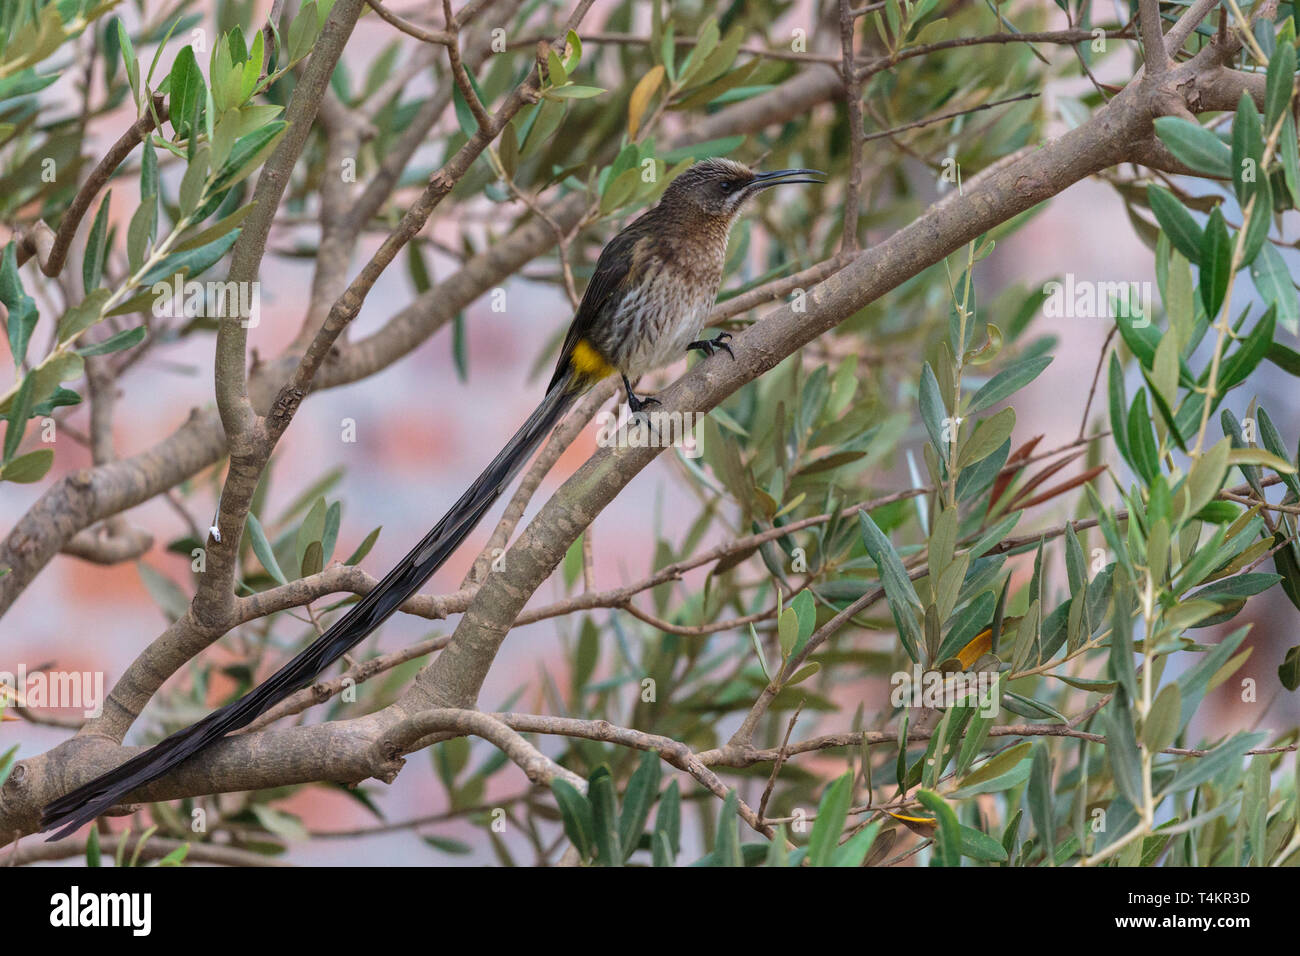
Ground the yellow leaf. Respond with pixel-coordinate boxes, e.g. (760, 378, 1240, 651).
(628, 64, 665, 140)
(956, 626, 993, 670)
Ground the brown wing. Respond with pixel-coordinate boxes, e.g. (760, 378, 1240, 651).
(547, 220, 649, 392)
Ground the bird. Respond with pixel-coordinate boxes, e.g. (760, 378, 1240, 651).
(39, 157, 823, 840)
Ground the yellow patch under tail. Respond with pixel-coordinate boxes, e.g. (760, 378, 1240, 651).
(570, 338, 615, 381)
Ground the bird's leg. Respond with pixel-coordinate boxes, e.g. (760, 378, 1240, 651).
(687, 331, 734, 360)
(622, 374, 660, 415)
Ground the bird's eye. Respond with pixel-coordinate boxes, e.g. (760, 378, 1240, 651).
(720, 180, 737, 193)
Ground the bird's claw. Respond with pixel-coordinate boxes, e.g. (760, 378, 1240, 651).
(689, 332, 735, 360)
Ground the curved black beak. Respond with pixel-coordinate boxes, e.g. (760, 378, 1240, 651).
(750, 168, 827, 190)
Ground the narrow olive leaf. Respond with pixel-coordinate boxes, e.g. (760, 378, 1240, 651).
(1126, 389, 1159, 484)
(1279, 645, 1300, 692)
(959, 825, 1009, 863)
(1219, 307, 1276, 393)
(1181, 437, 1230, 526)
(1103, 693, 1144, 808)
(858, 509, 922, 661)
(550, 779, 594, 859)
(1227, 446, 1297, 474)
(76, 326, 146, 357)
(749, 623, 770, 680)
(0, 447, 53, 483)
(1256, 407, 1300, 498)
(245, 511, 286, 584)
(82, 191, 112, 293)
(1231, 92, 1264, 205)
(1109, 572, 1137, 701)
(618, 750, 661, 862)
(1153, 116, 1232, 179)
(958, 741, 1032, 791)
(1144, 683, 1181, 752)
(915, 790, 962, 867)
(918, 361, 948, 460)
(777, 605, 798, 657)
(55, 289, 110, 345)
(169, 45, 204, 138)
(1265, 40, 1297, 127)
(1, 244, 39, 368)
(295, 497, 327, 575)
(654, 778, 681, 855)
(967, 355, 1052, 414)
(1250, 241, 1300, 335)
(1167, 732, 1268, 793)
(711, 790, 742, 867)
(1199, 208, 1231, 318)
(1028, 745, 1055, 863)
(1147, 185, 1204, 264)
(588, 767, 622, 866)
(831, 822, 881, 866)
(957, 406, 1016, 469)
(806, 772, 853, 866)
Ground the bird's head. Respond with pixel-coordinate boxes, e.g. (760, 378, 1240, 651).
(659, 158, 824, 220)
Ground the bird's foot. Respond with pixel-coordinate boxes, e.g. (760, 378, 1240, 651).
(626, 391, 660, 422)
(688, 332, 734, 360)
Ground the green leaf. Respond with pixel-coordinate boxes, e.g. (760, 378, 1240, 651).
(77, 326, 146, 357)
(1126, 389, 1159, 484)
(1028, 744, 1054, 862)
(858, 509, 922, 661)
(1279, 645, 1300, 691)
(547, 84, 604, 99)
(1147, 185, 1204, 264)
(0, 447, 52, 482)
(1166, 732, 1267, 793)
(1144, 683, 1181, 752)
(967, 356, 1051, 414)
(1, 243, 39, 367)
(82, 190, 111, 293)
(211, 121, 288, 193)
(344, 526, 381, 565)
(295, 497, 327, 576)
(1181, 438, 1230, 526)
(831, 822, 880, 866)
(618, 750, 661, 862)
(1231, 92, 1264, 205)
(55, 289, 110, 344)
(1153, 116, 1232, 179)
(551, 779, 594, 859)
(588, 767, 622, 866)
(653, 778, 681, 857)
(1250, 242, 1299, 334)
(915, 789, 961, 867)
(1199, 208, 1230, 318)
(1102, 694, 1143, 808)
(168, 45, 204, 138)
(955, 743, 1032, 794)
(246, 511, 286, 584)
(712, 790, 742, 867)
(959, 825, 1009, 862)
(957, 407, 1016, 469)
(3, 371, 33, 461)
(806, 772, 853, 866)
(137, 561, 190, 621)
(1218, 307, 1276, 392)
(1265, 40, 1297, 127)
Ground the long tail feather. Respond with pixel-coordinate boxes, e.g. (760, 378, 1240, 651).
(40, 375, 580, 840)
